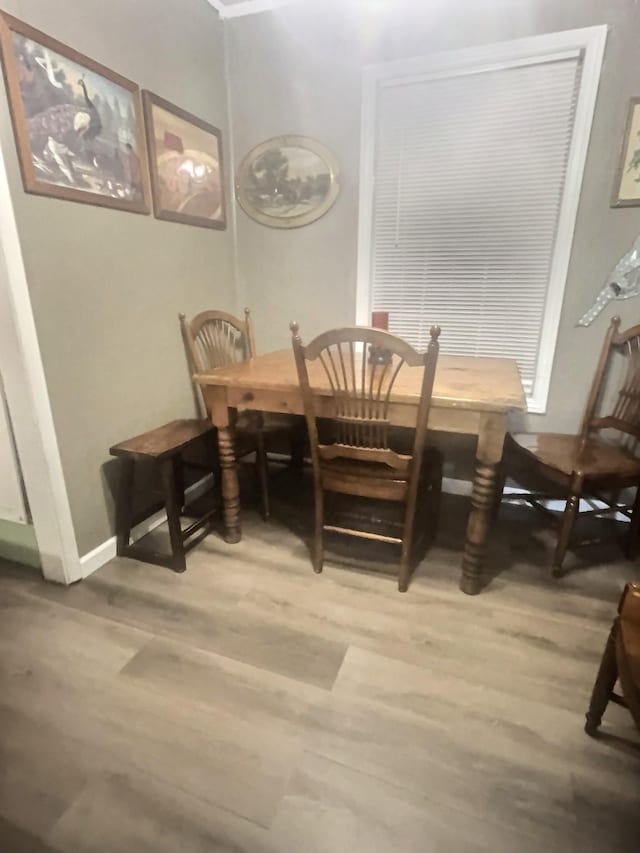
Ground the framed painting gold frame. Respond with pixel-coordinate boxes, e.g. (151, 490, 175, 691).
(236, 135, 340, 229)
(142, 91, 226, 230)
(612, 97, 640, 208)
(0, 11, 150, 213)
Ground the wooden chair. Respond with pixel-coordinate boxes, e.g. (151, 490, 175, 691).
(499, 317, 640, 575)
(180, 308, 301, 520)
(585, 583, 640, 737)
(290, 323, 442, 592)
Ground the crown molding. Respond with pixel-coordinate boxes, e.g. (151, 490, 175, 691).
(206, 0, 301, 19)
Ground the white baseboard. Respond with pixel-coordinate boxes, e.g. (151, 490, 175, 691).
(80, 474, 214, 579)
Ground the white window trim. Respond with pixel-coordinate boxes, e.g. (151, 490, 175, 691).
(356, 26, 608, 414)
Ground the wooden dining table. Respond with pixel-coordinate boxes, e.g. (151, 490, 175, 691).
(196, 349, 526, 595)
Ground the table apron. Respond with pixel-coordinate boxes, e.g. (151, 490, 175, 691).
(218, 385, 491, 436)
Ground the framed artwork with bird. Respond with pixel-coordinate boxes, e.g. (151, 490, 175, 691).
(0, 11, 151, 213)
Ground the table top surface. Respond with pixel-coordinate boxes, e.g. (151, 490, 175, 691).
(196, 349, 526, 414)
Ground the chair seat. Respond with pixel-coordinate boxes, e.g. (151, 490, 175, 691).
(510, 432, 640, 479)
(320, 447, 440, 501)
(110, 419, 214, 460)
(322, 457, 410, 483)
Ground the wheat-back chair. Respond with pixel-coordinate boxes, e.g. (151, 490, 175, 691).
(180, 308, 273, 519)
(290, 323, 442, 592)
(499, 316, 640, 574)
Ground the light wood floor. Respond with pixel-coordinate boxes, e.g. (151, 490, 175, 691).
(1, 482, 640, 852)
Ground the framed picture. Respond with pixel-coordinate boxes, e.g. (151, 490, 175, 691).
(0, 12, 150, 213)
(142, 91, 226, 230)
(236, 135, 340, 229)
(612, 98, 640, 208)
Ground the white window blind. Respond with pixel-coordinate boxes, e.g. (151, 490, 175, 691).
(370, 53, 583, 397)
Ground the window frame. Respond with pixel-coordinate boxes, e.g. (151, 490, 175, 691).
(356, 26, 607, 414)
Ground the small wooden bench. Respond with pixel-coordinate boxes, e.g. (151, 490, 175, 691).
(110, 419, 218, 573)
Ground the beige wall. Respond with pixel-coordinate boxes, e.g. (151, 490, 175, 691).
(227, 0, 640, 446)
(0, 0, 234, 554)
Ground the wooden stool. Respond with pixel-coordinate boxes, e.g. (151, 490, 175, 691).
(585, 583, 640, 736)
(110, 419, 218, 573)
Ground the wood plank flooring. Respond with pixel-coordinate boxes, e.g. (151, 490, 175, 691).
(1, 486, 640, 852)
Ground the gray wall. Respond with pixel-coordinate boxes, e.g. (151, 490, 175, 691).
(227, 0, 640, 442)
(0, 0, 234, 554)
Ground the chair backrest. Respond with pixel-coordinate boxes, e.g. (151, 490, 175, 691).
(290, 324, 440, 473)
(179, 308, 256, 375)
(581, 316, 640, 443)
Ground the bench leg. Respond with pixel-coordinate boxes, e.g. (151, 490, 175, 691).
(161, 457, 186, 573)
(115, 458, 135, 557)
(585, 618, 619, 736)
(174, 455, 186, 511)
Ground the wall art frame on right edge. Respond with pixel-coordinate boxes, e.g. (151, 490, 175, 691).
(612, 97, 640, 208)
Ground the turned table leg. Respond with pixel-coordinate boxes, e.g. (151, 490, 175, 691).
(205, 385, 242, 544)
(218, 424, 241, 543)
(460, 413, 506, 595)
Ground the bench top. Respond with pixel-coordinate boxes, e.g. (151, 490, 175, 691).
(110, 419, 215, 460)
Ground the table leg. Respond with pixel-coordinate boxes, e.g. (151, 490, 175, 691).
(218, 424, 241, 544)
(460, 413, 506, 595)
(205, 385, 242, 544)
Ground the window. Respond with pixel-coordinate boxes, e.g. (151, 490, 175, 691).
(356, 28, 607, 412)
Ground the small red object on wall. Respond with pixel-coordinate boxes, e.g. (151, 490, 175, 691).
(371, 311, 389, 330)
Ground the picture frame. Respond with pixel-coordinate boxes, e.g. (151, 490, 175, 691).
(0, 11, 150, 213)
(142, 91, 226, 230)
(612, 97, 640, 208)
(235, 135, 340, 229)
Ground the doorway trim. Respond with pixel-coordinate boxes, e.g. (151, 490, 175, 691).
(0, 143, 80, 584)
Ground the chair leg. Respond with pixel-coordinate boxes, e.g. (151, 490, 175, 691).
(160, 457, 186, 573)
(115, 458, 135, 557)
(398, 500, 419, 593)
(313, 486, 324, 574)
(427, 450, 443, 537)
(627, 486, 640, 559)
(398, 549, 411, 593)
(398, 456, 441, 593)
(552, 474, 584, 577)
(255, 429, 270, 520)
(585, 618, 619, 736)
